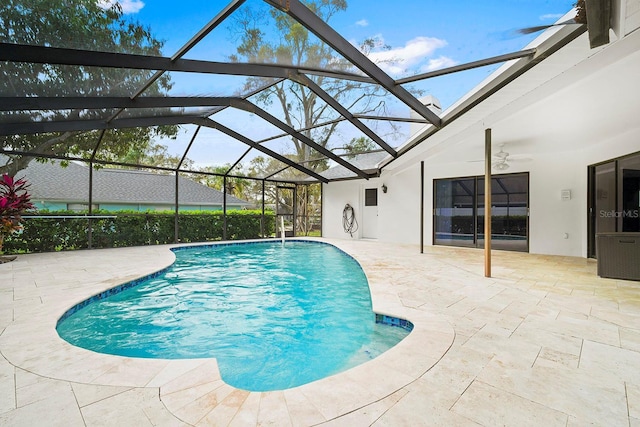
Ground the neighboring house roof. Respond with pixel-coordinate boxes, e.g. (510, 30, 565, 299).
(317, 151, 389, 181)
(13, 159, 250, 207)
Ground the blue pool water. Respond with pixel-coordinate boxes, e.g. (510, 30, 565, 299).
(56, 240, 411, 391)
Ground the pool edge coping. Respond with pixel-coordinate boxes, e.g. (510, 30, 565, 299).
(0, 239, 455, 424)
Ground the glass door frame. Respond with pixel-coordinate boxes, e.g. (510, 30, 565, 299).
(433, 172, 530, 252)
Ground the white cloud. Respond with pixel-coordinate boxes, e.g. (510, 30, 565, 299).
(355, 19, 369, 27)
(97, 0, 145, 14)
(366, 36, 448, 77)
(419, 56, 457, 73)
(540, 13, 563, 21)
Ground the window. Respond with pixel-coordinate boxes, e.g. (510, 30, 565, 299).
(434, 173, 529, 252)
(365, 188, 378, 206)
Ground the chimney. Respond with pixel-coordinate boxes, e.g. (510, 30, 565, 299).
(409, 95, 441, 137)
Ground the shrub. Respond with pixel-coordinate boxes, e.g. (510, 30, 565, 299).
(2, 209, 275, 254)
(0, 174, 35, 254)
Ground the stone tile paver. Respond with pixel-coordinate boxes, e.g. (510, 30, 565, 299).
(0, 239, 638, 426)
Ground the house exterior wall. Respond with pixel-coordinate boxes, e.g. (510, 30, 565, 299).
(377, 165, 422, 244)
(326, 133, 639, 258)
(322, 27, 640, 259)
(323, 180, 365, 240)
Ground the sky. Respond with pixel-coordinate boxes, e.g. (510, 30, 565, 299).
(99, 0, 577, 168)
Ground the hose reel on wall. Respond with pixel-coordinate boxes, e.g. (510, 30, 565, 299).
(342, 204, 358, 237)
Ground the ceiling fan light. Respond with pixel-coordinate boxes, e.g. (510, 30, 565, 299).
(494, 162, 509, 171)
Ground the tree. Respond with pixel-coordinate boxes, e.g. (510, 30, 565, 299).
(242, 155, 322, 235)
(194, 164, 249, 200)
(108, 142, 194, 171)
(0, 0, 178, 176)
(342, 136, 377, 159)
(229, 0, 395, 174)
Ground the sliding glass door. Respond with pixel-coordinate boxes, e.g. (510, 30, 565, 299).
(619, 154, 640, 232)
(589, 151, 640, 257)
(434, 173, 529, 252)
(434, 178, 476, 247)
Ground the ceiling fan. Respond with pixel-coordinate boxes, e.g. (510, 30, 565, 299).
(493, 145, 511, 171)
(469, 144, 532, 171)
(492, 144, 535, 171)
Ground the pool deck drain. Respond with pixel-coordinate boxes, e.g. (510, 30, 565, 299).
(1, 238, 639, 426)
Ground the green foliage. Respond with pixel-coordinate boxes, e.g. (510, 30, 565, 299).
(191, 165, 248, 200)
(111, 143, 194, 170)
(2, 210, 276, 254)
(0, 0, 178, 176)
(343, 137, 377, 159)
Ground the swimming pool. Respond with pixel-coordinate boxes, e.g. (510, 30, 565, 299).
(57, 240, 412, 391)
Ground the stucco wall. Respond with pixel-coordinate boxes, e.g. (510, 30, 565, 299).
(325, 129, 640, 257)
(322, 29, 640, 258)
(322, 180, 364, 240)
(377, 165, 422, 244)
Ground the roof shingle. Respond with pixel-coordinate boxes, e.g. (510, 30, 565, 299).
(13, 159, 249, 207)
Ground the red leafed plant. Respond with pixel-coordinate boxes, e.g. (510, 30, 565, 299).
(0, 174, 35, 254)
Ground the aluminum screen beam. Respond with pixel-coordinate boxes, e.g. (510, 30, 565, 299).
(0, 96, 236, 111)
(264, 0, 442, 127)
(290, 73, 397, 157)
(203, 78, 286, 118)
(0, 115, 196, 136)
(4, 95, 370, 180)
(396, 49, 537, 84)
(255, 117, 346, 144)
(178, 126, 201, 169)
(174, 0, 245, 62)
(196, 117, 330, 183)
(3, 95, 369, 179)
(130, 0, 246, 99)
(0, 43, 373, 83)
(388, 24, 587, 163)
(353, 114, 429, 124)
(231, 99, 370, 179)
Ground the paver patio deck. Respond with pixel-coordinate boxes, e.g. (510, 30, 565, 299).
(1, 238, 639, 426)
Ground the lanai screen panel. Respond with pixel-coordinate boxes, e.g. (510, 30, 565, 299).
(1, 0, 581, 186)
